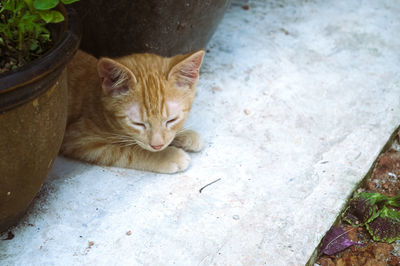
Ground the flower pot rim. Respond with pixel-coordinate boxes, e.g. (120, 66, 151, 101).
(0, 6, 81, 113)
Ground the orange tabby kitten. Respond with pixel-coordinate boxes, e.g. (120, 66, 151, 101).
(61, 49, 205, 173)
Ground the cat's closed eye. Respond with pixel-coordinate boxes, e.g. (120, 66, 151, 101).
(131, 121, 146, 129)
(166, 117, 179, 126)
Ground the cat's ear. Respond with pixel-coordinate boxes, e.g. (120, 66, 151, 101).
(168, 50, 205, 89)
(97, 58, 137, 96)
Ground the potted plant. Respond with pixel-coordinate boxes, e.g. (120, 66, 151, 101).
(71, 0, 232, 57)
(0, 0, 81, 232)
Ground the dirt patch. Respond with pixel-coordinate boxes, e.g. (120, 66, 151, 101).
(316, 132, 400, 265)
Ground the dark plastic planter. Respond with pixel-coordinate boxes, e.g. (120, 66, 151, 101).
(72, 0, 231, 57)
(0, 6, 81, 233)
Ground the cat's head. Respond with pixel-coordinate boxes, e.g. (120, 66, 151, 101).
(97, 50, 204, 152)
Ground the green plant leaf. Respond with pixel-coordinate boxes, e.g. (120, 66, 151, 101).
(38, 10, 63, 23)
(24, 0, 35, 11)
(48, 10, 63, 22)
(19, 13, 39, 34)
(39, 31, 50, 41)
(60, 0, 80, 4)
(387, 191, 400, 207)
(15, 0, 26, 12)
(29, 39, 39, 50)
(366, 206, 400, 243)
(2, 1, 14, 12)
(342, 192, 389, 226)
(33, 0, 59, 10)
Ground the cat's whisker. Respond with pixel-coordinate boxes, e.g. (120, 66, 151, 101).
(106, 132, 129, 136)
(176, 127, 190, 136)
(107, 137, 134, 142)
(105, 134, 136, 141)
(107, 138, 133, 143)
(132, 140, 149, 150)
(134, 140, 145, 146)
(176, 129, 185, 135)
(108, 137, 138, 146)
(107, 135, 146, 149)
(111, 141, 134, 145)
(105, 134, 134, 140)
(121, 142, 138, 147)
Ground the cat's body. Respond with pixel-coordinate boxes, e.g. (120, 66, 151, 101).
(61, 50, 205, 173)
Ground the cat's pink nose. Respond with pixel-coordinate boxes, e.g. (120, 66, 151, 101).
(151, 144, 163, 150)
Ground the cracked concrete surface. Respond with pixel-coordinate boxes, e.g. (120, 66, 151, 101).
(1, 0, 400, 265)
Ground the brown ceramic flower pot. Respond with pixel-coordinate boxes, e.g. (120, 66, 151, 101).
(0, 6, 81, 233)
(72, 0, 231, 57)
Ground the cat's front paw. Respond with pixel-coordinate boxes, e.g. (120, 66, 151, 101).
(172, 130, 203, 152)
(156, 146, 190, 174)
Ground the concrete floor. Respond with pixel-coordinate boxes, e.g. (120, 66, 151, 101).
(2, 0, 400, 265)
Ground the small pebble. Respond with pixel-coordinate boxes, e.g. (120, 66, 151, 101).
(88, 241, 94, 247)
(388, 172, 397, 178)
(126, 231, 132, 236)
(367, 181, 376, 190)
(233, 215, 240, 220)
(280, 28, 289, 35)
(244, 109, 250, 115)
